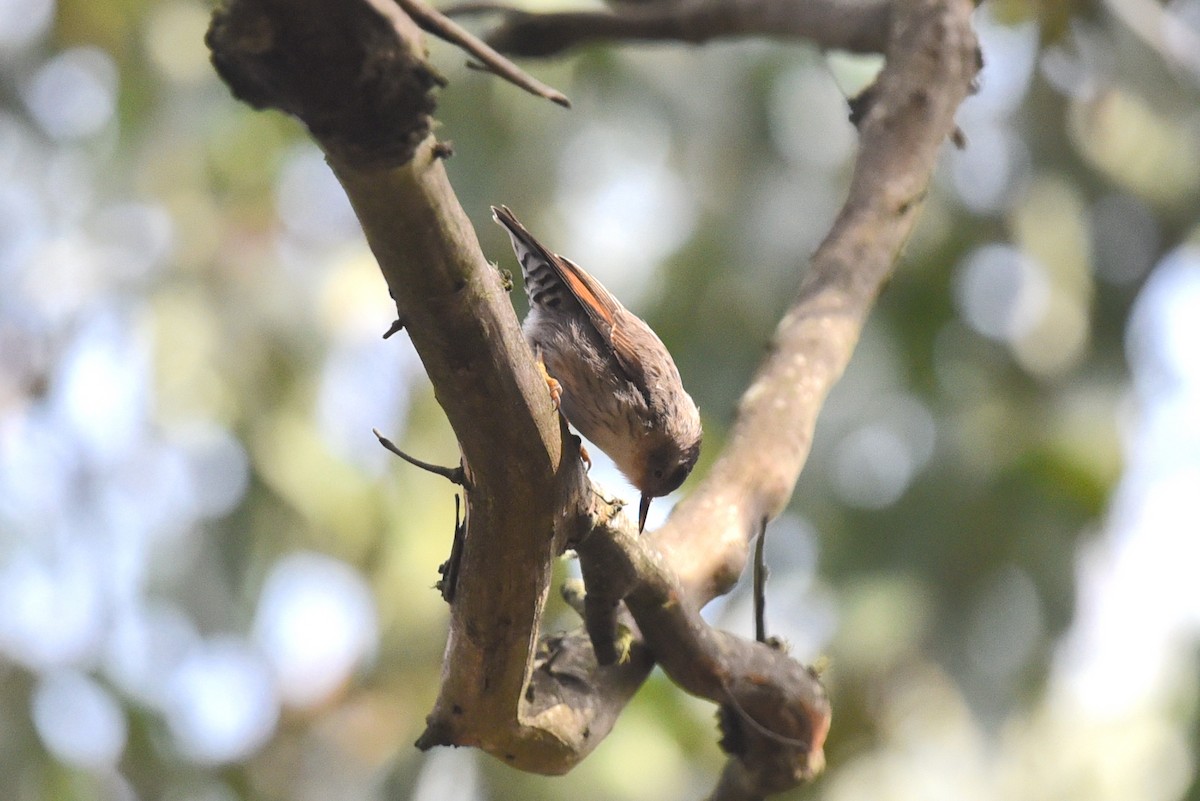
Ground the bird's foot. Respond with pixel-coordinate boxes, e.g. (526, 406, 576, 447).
(536, 351, 562, 409)
(612, 625, 635, 665)
(578, 441, 592, 472)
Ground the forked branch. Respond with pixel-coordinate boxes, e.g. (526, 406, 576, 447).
(206, 0, 979, 794)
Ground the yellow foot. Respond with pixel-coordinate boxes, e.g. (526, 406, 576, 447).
(536, 350, 562, 409)
(613, 625, 635, 665)
(579, 441, 592, 472)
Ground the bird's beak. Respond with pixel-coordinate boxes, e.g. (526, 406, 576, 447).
(638, 494, 652, 533)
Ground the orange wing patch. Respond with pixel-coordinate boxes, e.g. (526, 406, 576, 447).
(553, 256, 619, 333)
(552, 257, 655, 404)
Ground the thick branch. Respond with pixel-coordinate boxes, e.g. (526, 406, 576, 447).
(207, 0, 442, 168)
(447, 0, 891, 58)
(655, 0, 981, 604)
(209, 0, 603, 774)
(574, 512, 831, 795)
(329, 146, 598, 772)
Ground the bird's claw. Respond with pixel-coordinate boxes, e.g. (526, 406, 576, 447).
(578, 442, 592, 472)
(536, 351, 562, 410)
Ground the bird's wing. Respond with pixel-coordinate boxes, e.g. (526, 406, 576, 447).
(553, 255, 654, 395)
(493, 206, 651, 394)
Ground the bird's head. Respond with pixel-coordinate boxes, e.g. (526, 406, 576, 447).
(634, 400, 702, 531)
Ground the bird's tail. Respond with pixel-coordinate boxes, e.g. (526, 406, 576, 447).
(491, 205, 576, 311)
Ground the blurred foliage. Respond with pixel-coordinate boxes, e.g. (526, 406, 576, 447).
(1, 0, 1199, 800)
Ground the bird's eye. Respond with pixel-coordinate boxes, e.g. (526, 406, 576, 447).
(653, 468, 664, 479)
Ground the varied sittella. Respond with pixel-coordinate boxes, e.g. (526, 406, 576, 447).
(492, 205, 702, 531)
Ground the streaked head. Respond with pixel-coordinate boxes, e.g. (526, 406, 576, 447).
(635, 410, 702, 531)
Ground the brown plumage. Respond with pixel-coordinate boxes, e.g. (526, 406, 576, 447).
(492, 205, 702, 531)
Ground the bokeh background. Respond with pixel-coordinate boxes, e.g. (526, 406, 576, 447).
(2, 0, 1200, 798)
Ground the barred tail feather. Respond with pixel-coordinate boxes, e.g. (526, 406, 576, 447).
(491, 205, 575, 311)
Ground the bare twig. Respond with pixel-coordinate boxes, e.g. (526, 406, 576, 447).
(444, 0, 891, 58)
(382, 317, 406, 338)
(753, 517, 768, 644)
(436, 494, 467, 601)
(373, 427, 467, 485)
(395, 0, 571, 105)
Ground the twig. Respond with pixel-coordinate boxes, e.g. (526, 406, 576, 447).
(373, 427, 467, 485)
(444, 0, 891, 59)
(437, 494, 467, 602)
(753, 517, 768, 644)
(382, 317, 406, 338)
(394, 0, 571, 106)
(719, 676, 817, 752)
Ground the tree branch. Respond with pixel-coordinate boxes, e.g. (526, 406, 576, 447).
(444, 0, 891, 58)
(395, 0, 572, 105)
(207, 0, 980, 789)
(209, 0, 600, 773)
(373, 427, 467, 486)
(207, 0, 442, 169)
(574, 511, 832, 795)
(652, 0, 981, 605)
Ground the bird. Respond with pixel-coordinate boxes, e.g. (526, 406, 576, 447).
(492, 205, 702, 532)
